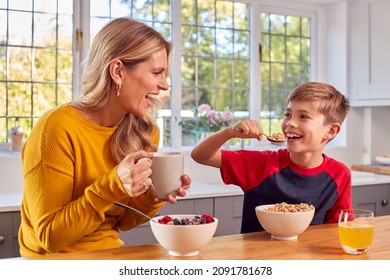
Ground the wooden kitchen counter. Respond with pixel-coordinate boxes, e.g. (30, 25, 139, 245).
(28, 215, 390, 260)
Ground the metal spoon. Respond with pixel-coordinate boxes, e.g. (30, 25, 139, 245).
(113, 201, 155, 222)
(233, 127, 285, 143)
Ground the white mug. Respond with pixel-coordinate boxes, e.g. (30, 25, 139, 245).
(150, 152, 184, 198)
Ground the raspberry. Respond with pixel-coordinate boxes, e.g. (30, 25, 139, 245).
(158, 215, 173, 224)
(201, 214, 214, 223)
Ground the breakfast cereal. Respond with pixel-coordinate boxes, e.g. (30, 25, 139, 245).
(265, 202, 314, 213)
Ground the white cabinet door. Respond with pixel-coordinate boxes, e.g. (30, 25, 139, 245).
(350, 0, 390, 106)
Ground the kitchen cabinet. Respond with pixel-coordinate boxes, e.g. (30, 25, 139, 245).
(0, 211, 21, 259)
(352, 184, 390, 216)
(349, 0, 390, 106)
(214, 196, 243, 236)
(119, 196, 244, 247)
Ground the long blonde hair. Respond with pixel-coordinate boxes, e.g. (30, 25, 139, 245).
(73, 18, 171, 163)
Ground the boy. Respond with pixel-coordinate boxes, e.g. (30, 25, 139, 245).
(191, 82, 351, 233)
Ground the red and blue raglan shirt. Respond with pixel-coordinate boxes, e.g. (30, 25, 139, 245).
(220, 148, 352, 233)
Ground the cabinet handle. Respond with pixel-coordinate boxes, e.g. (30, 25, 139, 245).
(0, 235, 5, 245)
(382, 199, 388, 206)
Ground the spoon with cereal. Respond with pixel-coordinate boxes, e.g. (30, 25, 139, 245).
(233, 128, 286, 144)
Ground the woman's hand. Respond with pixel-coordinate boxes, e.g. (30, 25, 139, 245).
(117, 151, 154, 197)
(154, 174, 192, 204)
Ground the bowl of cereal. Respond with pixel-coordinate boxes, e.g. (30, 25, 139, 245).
(255, 203, 315, 240)
(150, 214, 218, 256)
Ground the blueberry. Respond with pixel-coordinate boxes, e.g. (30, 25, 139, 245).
(173, 218, 181, 225)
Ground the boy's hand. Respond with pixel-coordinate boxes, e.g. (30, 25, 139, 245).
(232, 120, 264, 141)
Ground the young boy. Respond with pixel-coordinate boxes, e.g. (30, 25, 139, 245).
(191, 82, 351, 233)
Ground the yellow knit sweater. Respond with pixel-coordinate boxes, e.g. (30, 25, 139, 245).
(18, 103, 164, 257)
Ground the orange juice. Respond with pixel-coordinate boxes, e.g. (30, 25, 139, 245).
(338, 221, 374, 249)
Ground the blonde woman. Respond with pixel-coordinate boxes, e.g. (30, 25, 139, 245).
(19, 18, 190, 257)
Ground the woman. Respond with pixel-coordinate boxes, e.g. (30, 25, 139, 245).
(18, 17, 191, 257)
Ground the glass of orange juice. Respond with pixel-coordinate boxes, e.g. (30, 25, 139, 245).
(338, 209, 374, 254)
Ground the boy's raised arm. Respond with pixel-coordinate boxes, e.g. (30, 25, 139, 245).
(191, 120, 264, 168)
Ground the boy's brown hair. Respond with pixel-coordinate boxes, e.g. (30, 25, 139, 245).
(286, 82, 350, 125)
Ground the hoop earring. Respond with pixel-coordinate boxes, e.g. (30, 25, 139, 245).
(116, 84, 121, 96)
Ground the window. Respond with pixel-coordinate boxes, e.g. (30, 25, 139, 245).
(0, 0, 314, 149)
(0, 0, 73, 142)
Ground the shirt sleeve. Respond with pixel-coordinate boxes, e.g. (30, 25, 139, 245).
(325, 164, 352, 223)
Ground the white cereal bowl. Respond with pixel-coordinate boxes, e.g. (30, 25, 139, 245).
(255, 204, 315, 240)
(150, 214, 218, 256)
(375, 156, 390, 165)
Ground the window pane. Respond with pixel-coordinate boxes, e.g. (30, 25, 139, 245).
(132, 0, 154, 22)
(9, 0, 32, 10)
(58, 84, 72, 106)
(216, 89, 232, 110)
(182, 0, 196, 25)
(216, 28, 233, 57)
(34, 48, 56, 82)
(0, 52, 5, 80)
(153, 0, 170, 22)
(197, 57, 214, 87)
(285, 16, 300, 36)
(57, 50, 73, 83)
(286, 36, 301, 63)
(233, 89, 248, 111)
(58, 0, 73, 15)
(235, 30, 249, 58)
(0, 83, 5, 115)
(8, 82, 32, 116)
(33, 83, 56, 115)
(182, 25, 197, 56)
(234, 2, 249, 30)
(34, 13, 57, 48)
(0, 118, 5, 142)
(111, 0, 131, 17)
(216, 59, 232, 87)
(8, 11, 32, 46)
(34, 0, 56, 13)
(270, 35, 285, 62)
(234, 60, 248, 88)
(270, 14, 285, 35)
(198, 26, 215, 56)
(9, 47, 31, 81)
(182, 87, 196, 109)
(182, 56, 196, 86)
(91, 0, 109, 17)
(58, 15, 73, 49)
(198, 2, 215, 27)
(216, 1, 233, 29)
(0, 10, 6, 42)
